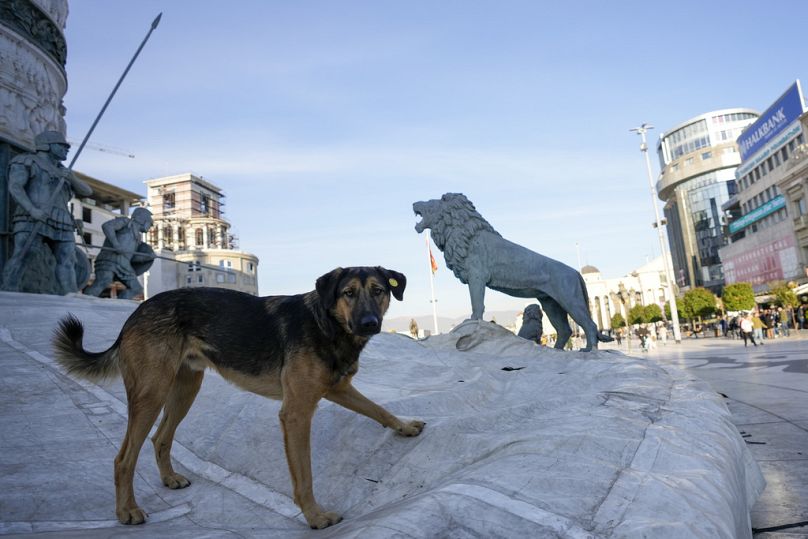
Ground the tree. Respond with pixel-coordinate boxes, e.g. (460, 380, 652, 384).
(610, 313, 626, 329)
(681, 287, 717, 321)
(722, 282, 756, 312)
(644, 304, 663, 323)
(627, 304, 647, 325)
(769, 281, 799, 309)
(664, 302, 683, 321)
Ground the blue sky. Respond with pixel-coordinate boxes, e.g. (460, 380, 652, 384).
(63, 1, 806, 319)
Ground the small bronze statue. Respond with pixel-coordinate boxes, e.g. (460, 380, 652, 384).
(84, 208, 154, 299)
(413, 193, 613, 351)
(2, 131, 92, 294)
(518, 304, 544, 345)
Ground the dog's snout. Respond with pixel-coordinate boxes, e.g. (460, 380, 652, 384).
(360, 314, 380, 331)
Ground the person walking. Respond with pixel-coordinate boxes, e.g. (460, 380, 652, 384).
(752, 313, 765, 344)
(740, 314, 757, 347)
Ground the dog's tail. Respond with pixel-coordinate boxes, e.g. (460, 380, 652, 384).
(52, 314, 121, 382)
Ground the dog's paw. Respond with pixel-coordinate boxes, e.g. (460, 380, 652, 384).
(396, 419, 425, 437)
(306, 510, 342, 529)
(162, 472, 191, 489)
(116, 506, 147, 525)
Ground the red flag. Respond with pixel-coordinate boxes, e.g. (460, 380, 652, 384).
(429, 243, 438, 274)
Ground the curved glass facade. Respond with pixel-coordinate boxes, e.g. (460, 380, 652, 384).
(656, 109, 758, 291)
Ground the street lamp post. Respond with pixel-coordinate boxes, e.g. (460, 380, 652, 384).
(630, 123, 682, 343)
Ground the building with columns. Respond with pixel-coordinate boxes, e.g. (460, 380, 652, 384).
(582, 257, 673, 332)
(143, 173, 259, 297)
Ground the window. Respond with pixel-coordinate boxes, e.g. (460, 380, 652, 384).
(82, 207, 92, 223)
(195, 228, 203, 246)
(701, 151, 712, 160)
(798, 198, 807, 216)
(83, 232, 92, 245)
(227, 274, 237, 284)
(163, 192, 175, 211)
(197, 275, 204, 283)
(781, 146, 789, 162)
(216, 273, 225, 283)
(200, 194, 210, 215)
(248, 262, 254, 273)
(187, 261, 201, 272)
(164, 227, 173, 245)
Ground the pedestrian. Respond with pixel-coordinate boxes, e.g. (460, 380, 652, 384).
(798, 304, 806, 331)
(752, 313, 765, 344)
(739, 314, 757, 347)
(615, 328, 623, 346)
(658, 323, 668, 345)
(764, 309, 776, 339)
(779, 307, 790, 338)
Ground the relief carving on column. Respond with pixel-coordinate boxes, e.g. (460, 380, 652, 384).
(0, 26, 67, 147)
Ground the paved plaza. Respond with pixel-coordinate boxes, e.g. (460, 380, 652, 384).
(0, 290, 805, 537)
(603, 332, 808, 538)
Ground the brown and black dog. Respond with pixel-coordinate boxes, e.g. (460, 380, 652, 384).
(53, 266, 424, 529)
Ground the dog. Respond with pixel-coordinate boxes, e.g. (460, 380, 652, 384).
(53, 266, 424, 529)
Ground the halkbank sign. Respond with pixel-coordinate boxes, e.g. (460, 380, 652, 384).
(737, 81, 805, 161)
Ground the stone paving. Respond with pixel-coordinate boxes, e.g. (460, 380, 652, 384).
(604, 332, 808, 538)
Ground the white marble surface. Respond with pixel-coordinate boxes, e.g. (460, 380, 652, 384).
(0, 293, 764, 537)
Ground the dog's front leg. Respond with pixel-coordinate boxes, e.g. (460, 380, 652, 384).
(326, 381, 425, 437)
(280, 368, 341, 529)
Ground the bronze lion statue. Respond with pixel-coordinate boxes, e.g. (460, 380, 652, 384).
(413, 193, 613, 351)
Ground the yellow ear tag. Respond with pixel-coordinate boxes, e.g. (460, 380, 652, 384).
(389, 278, 398, 287)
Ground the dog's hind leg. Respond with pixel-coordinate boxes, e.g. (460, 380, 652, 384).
(115, 378, 170, 525)
(541, 296, 572, 350)
(152, 364, 204, 489)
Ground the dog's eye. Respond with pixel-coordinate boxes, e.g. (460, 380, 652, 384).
(343, 289, 355, 298)
(371, 287, 383, 296)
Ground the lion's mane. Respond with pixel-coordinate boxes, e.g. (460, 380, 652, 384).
(428, 194, 500, 284)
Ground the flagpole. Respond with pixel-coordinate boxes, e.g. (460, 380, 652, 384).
(426, 236, 439, 334)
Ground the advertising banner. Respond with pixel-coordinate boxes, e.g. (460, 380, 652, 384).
(737, 81, 805, 161)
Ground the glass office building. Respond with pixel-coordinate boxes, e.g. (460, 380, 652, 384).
(656, 109, 758, 292)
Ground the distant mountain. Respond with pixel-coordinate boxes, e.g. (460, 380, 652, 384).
(382, 310, 521, 335)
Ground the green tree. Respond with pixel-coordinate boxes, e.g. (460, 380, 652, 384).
(681, 287, 717, 321)
(644, 304, 663, 323)
(610, 313, 626, 329)
(627, 304, 647, 325)
(664, 302, 684, 321)
(769, 281, 799, 308)
(721, 282, 756, 312)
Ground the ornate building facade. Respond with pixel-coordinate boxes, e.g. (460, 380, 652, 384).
(143, 173, 259, 297)
(582, 257, 672, 331)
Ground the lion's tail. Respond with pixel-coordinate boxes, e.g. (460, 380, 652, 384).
(52, 314, 121, 382)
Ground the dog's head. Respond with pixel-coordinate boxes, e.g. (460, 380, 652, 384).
(316, 266, 406, 337)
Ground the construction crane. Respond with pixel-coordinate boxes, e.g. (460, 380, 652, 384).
(66, 139, 135, 159)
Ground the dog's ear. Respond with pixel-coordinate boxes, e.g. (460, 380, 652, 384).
(376, 267, 406, 301)
(316, 267, 344, 310)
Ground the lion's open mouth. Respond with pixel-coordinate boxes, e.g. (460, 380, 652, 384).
(413, 210, 424, 232)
